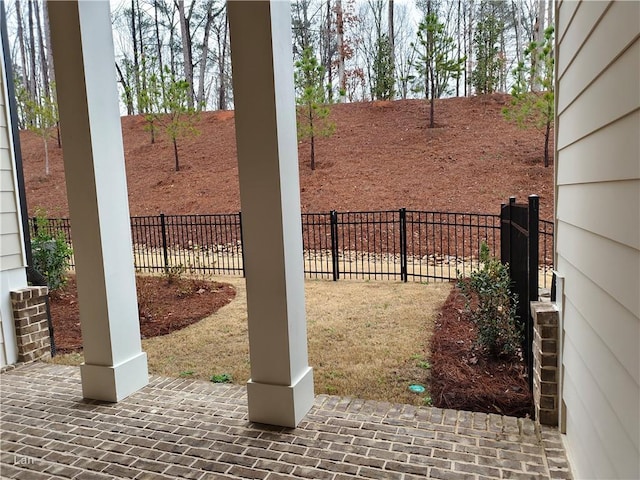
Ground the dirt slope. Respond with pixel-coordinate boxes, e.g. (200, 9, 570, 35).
(21, 95, 554, 220)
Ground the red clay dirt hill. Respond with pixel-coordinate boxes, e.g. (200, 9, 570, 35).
(21, 95, 554, 220)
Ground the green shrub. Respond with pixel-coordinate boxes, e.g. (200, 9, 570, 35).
(457, 243, 522, 357)
(210, 373, 232, 384)
(31, 212, 73, 291)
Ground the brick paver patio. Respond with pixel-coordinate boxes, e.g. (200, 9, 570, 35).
(1, 362, 572, 479)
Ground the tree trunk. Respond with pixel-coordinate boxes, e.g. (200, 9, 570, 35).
(429, 65, 435, 128)
(544, 106, 552, 168)
(217, 13, 229, 110)
(388, 0, 394, 100)
(532, 0, 545, 91)
(130, 0, 141, 113)
(336, 0, 346, 103)
(536, 1, 546, 45)
(42, 134, 49, 176)
(15, 0, 29, 101)
(500, 27, 506, 92)
(27, 0, 38, 101)
(43, 2, 58, 148)
(116, 62, 135, 115)
(512, 0, 522, 67)
(456, 0, 461, 97)
(177, 0, 194, 108)
(325, 0, 333, 102)
(173, 137, 180, 171)
(466, 0, 474, 97)
(309, 105, 315, 171)
(430, 96, 435, 128)
(137, 0, 148, 113)
(170, 29, 176, 77)
(197, 2, 215, 109)
(154, 0, 167, 104)
(33, 1, 49, 100)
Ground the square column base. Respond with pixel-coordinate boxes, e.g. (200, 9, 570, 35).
(247, 367, 314, 427)
(80, 352, 149, 402)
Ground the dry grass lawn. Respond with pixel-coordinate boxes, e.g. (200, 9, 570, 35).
(51, 277, 451, 405)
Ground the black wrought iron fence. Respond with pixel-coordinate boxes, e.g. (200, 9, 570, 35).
(129, 213, 244, 275)
(33, 208, 554, 287)
(404, 210, 502, 281)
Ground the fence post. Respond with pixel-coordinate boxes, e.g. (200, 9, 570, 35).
(330, 210, 339, 281)
(528, 195, 539, 303)
(399, 208, 407, 282)
(31, 217, 38, 235)
(238, 212, 246, 277)
(160, 213, 169, 273)
(527, 195, 539, 395)
(500, 197, 516, 265)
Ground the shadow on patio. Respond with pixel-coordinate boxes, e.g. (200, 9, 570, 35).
(0, 362, 572, 479)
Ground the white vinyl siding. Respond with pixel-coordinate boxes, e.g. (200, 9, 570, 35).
(557, 41, 639, 149)
(0, 26, 27, 366)
(0, 120, 9, 149)
(556, 111, 639, 185)
(557, 2, 639, 114)
(556, 1, 610, 77)
(555, 1, 640, 479)
(557, 181, 639, 250)
(0, 58, 24, 272)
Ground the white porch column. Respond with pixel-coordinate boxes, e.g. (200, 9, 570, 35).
(227, 1, 314, 427)
(47, 1, 148, 401)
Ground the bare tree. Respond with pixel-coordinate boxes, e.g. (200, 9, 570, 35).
(27, 0, 37, 100)
(130, 0, 142, 111)
(214, 11, 231, 110)
(466, 0, 474, 96)
(176, 0, 194, 108)
(14, 0, 29, 105)
(531, 0, 545, 91)
(336, 0, 346, 102)
(511, 0, 522, 66)
(153, 0, 167, 104)
(33, 1, 49, 100)
(323, 0, 334, 101)
(388, 0, 394, 98)
(393, 3, 417, 99)
(196, 1, 215, 108)
(292, 0, 313, 57)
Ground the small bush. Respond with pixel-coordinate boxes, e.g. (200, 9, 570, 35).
(31, 212, 73, 291)
(457, 243, 521, 357)
(163, 264, 185, 285)
(211, 373, 232, 384)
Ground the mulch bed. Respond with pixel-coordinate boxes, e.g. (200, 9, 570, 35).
(428, 284, 533, 417)
(49, 275, 236, 354)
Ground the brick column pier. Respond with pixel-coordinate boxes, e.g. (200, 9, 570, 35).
(530, 301, 560, 426)
(10, 287, 51, 363)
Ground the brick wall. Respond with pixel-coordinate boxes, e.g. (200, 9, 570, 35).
(530, 301, 559, 426)
(10, 287, 51, 363)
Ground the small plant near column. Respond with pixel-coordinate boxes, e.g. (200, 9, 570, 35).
(31, 210, 73, 291)
(457, 242, 522, 357)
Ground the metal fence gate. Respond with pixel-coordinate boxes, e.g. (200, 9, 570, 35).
(500, 195, 540, 392)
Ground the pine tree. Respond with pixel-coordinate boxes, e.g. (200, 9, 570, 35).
(472, 11, 504, 94)
(413, 10, 465, 128)
(372, 34, 395, 100)
(17, 82, 58, 176)
(144, 67, 200, 172)
(294, 46, 335, 171)
(503, 26, 554, 167)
